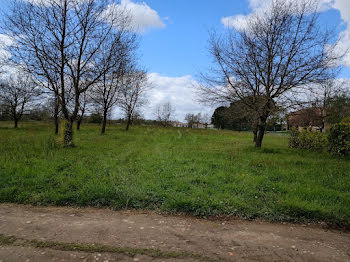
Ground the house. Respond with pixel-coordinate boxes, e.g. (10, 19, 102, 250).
(192, 123, 215, 129)
(171, 121, 188, 128)
(192, 123, 206, 129)
(170, 121, 215, 129)
(287, 107, 325, 132)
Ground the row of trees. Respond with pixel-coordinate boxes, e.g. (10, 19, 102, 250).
(211, 81, 350, 132)
(1, 0, 349, 149)
(184, 112, 211, 128)
(0, 0, 149, 146)
(0, 68, 149, 134)
(212, 104, 255, 131)
(0, 72, 39, 128)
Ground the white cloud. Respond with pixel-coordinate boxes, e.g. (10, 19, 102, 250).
(24, 0, 165, 34)
(0, 34, 14, 63)
(113, 73, 214, 121)
(0, 34, 13, 47)
(331, 0, 350, 67)
(336, 28, 350, 67)
(222, 0, 333, 31)
(221, 0, 350, 67)
(0, 35, 27, 77)
(221, 14, 253, 31)
(333, 0, 350, 22)
(110, 0, 165, 34)
(146, 73, 214, 121)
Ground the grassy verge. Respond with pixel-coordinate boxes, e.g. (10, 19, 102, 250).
(0, 122, 349, 228)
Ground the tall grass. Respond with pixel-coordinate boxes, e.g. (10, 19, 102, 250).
(0, 122, 349, 228)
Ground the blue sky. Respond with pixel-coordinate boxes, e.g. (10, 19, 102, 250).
(139, 0, 250, 77)
(139, 0, 349, 77)
(1, 0, 350, 120)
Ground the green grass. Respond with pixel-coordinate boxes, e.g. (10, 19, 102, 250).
(0, 122, 349, 228)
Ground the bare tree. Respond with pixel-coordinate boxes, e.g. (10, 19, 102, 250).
(90, 38, 138, 134)
(53, 95, 60, 134)
(90, 68, 121, 134)
(200, 113, 211, 128)
(307, 80, 349, 132)
(185, 113, 201, 128)
(42, 92, 61, 134)
(96, 69, 124, 132)
(118, 70, 148, 131)
(0, 72, 39, 128)
(155, 101, 175, 127)
(130, 109, 144, 125)
(4, 0, 135, 146)
(47, 93, 61, 134)
(199, 0, 342, 147)
(76, 90, 91, 131)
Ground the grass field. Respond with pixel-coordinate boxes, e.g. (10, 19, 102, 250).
(0, 122, 349, 228)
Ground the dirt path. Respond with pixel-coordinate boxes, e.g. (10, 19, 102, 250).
(0, 204, 349, 262)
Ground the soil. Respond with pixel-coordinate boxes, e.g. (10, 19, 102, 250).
(0, 203, 349, 261)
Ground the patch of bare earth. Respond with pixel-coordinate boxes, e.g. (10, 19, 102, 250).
(0, 204, 349, 261)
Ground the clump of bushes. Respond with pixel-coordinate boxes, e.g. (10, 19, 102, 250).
(341, 117, 350, 124)
(289, 124, 350, 156)
(327, 123, 350, 156)
(289, 127, 327, 151)
(88, 113, 103, 124)
(56, 119, 74, 147)
(289, 127, 300, 149)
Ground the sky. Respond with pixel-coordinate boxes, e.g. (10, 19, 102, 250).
(0, 0, 350, 121)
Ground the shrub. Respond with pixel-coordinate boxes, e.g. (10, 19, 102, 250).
(88, 113, 103, 124)
(298, 128, 327, 151)
(288, 127, 300, 148)
(328, 123, 350, 156)
(56, 119, 74, 147)
(341, 116, 350, 124)
(289, 128, 327, 151)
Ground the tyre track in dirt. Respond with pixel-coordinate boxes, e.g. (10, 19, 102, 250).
(0, 204, 349, 261)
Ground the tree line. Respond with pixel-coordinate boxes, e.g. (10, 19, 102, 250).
(0, 0, 150, 146)
(1, 0, 349, 149)
(211, 83, 350, 132)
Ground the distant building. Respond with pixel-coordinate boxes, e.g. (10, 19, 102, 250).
(170, 121, 215, 129)
(192, 123, 205, 129)
(191, 123, 215, 129)
(287, 107, 325, 132)
(171, 121, 188, 128)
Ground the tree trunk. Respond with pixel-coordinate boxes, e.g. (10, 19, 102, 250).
(255, 126, 265, 148)
(55, 117, 59, 135)
(321, 117, 326, 133)
(253, 126, 258, 143)
(54, 113, 59, 135)
(63, 120, 74, 147)
(126, 114, 132, 131)
(254, 117, 267, 148)
(101, 111, 107, 134)
(76, 119, 81, 131)
(14, 119, 18, 128)
(76, 107, 85, 131)
(54, 96, 59, 135)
